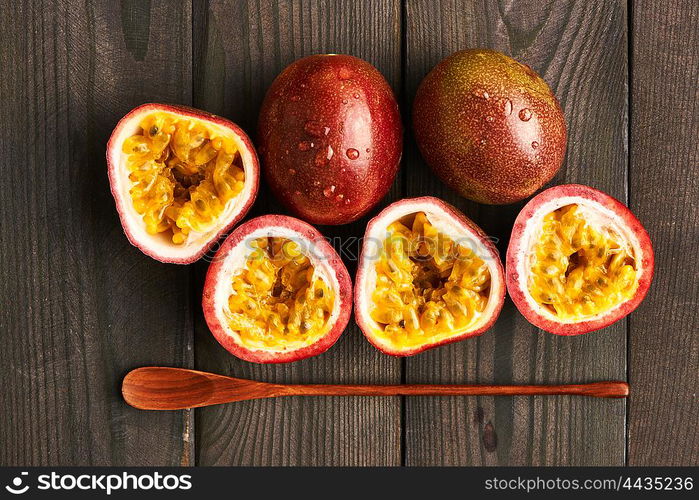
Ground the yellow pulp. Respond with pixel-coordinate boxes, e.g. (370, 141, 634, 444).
(370, 213, 491, 348)
(226, 237, 335, 350)
(122, 112, 245, 244)
(528, 204, 638, 320)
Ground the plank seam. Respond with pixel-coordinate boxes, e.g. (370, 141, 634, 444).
(189, 0, 202, 467)
(399, 0, 408, 468)
(625, 0, 633, 467)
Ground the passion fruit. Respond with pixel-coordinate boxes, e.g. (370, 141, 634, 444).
(258, 54, 402, 225)
(507, 185, 654, 335)
(202, 215, 352, 363)
(107, 103, 260, 264)
(355, 197, 505, 356)
(412, 49, 567, 204)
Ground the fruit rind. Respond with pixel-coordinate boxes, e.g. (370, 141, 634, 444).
(203, 215, 352, 363)
(506, 184, 654, 335)
(355, 197, 506, 356)
(258, 54, 403, 225)
(107, 103, 260, 264)
(412, 49, 567, 204)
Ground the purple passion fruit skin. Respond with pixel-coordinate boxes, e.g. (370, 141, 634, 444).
(258, 54, 402, 225)
(412, 49, 566, 205)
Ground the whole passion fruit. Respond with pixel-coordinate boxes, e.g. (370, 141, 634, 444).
(107, 103, 260, 264)
(202, 215, 352, 363)
(258, 54, 402, 225)
(412, 49, 566, 204)
(507, 185, 654, 335)
(355, 197, 505, 356)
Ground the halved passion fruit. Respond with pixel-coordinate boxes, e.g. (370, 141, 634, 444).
(107, 103, 259, 263)
(355, 197, 505, 356)
(202, 215, 352, 363)
(507, 184, 654, 335)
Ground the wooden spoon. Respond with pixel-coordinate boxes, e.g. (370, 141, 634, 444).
(122, 367, 629, 410)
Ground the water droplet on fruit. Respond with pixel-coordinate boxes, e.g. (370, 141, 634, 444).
(298, 141, 313, 151)
(313, 180, 321, 187)
(314, 150, 328, 167)
(502, 98, 513, 115)
(323, 126, 330, 136)
(531, 140, 539, 149)
(485, 115, 494, 123)
(519, 108, 532, 121)
(342, 99, 348, 104)
(346, 148, 359, 160)
(344, 198, 351, 205)
(338, 67, 352, 80)
(474, 89, 490, 100)
(323, 185, 336, 198)
(480, 138, 487, 146)
(288, 168, 296, 175)
(326, 145, 334, 160)
(365, 148, 370, 153)
(304, 121, 324, 137)
(353, 93, 360, 99)
(290, 95, 301, 102)
(336, 193, 344, 202)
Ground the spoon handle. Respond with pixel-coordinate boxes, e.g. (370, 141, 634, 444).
(279, 381, 629, 398)
(122, 368, 629, 411)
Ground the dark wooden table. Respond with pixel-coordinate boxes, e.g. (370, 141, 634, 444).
(1, 0, 697, 466)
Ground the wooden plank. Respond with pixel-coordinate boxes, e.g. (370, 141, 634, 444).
(403, 0, 628, 465)
(628, 0, 699, 465)
(0, 1, 193, 465)
(192, 0, 402, 465)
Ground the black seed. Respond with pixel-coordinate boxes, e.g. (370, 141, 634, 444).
(150, 125, 159, 136)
